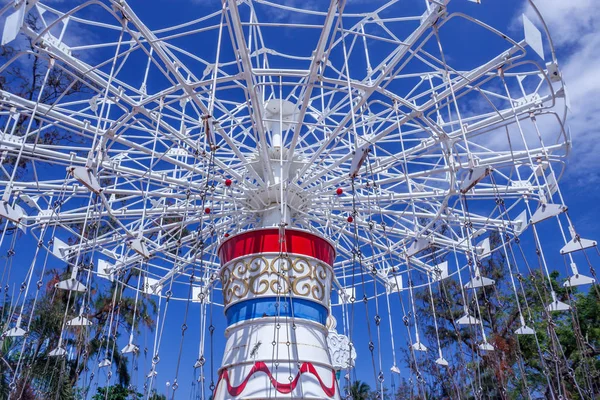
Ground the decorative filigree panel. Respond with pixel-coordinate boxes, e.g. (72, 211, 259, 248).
(220, 254, 332, 307)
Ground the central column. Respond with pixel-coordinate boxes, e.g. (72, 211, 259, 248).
(214, 228, 340, 399)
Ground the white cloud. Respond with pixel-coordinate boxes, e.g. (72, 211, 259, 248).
(524, 0, 597, 47)
(560, 35, 600, 185)
(518, 0, 600, 186)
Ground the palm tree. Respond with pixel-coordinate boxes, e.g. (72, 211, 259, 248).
(350, 380, 371, 400)
(148, 390, 167, 400)
(0, 266, 156, 399)
(0, 336, 14, 398)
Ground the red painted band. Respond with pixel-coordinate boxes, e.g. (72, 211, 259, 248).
(215, 361, 337, 397)
(218, 228, 335, 266)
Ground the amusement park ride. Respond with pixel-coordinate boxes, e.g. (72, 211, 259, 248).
(0, 0, 597, 398)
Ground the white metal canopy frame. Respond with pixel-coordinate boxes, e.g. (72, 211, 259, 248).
(0, 0, 596, 398)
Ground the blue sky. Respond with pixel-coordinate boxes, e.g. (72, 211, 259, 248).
(1, 0, 600, 398)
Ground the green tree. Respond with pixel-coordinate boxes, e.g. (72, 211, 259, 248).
(0, 265, 156, 398)
(148, 389, 168, 400)
(408, 229, 600, 399)
(393, 378, 420, 400)
(350, 380, 372, 400)
(369, 384, 392, 400)
(93, 384, 142, 400)
(92, 385, 167, 400)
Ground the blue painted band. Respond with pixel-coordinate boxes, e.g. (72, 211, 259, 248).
(225, 297, 328, 326)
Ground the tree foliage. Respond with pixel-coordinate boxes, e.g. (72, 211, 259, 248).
(350, 380, 372, 400)
(0, 14, 91, 177)
(400, 230, 600, 399)
(92, 384, 166, 400)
